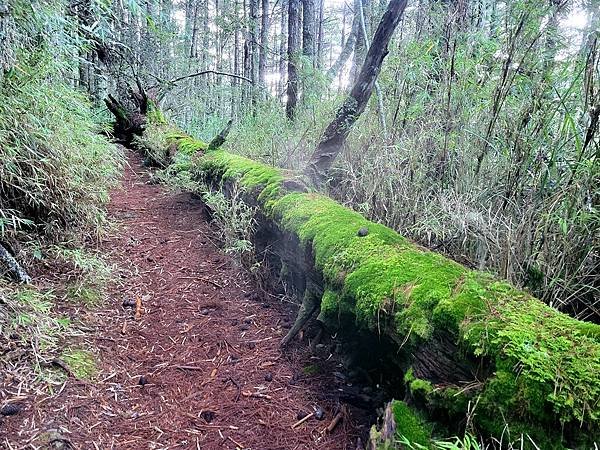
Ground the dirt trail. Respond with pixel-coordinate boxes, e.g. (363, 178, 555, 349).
(1, 152, 368, 449)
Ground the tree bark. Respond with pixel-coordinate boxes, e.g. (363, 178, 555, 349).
(301, 0, 316, 64)
(249, 0, 259, 107)
(233, 0, 241, 115)
(304, 0, 408, 185)
(278, 0, 288, 97)
(259, 0, 270, 90)
(0, 243, 31, 284)
(316, 0, 324, 68)
(286, 0, 300, 119)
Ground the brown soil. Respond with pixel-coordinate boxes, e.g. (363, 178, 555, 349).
(0, 152, 371, 449)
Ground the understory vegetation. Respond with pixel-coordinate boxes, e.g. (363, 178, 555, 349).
(123, 0, 599, 322)
(1, 0, 122, 395)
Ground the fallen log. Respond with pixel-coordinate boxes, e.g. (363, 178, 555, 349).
(138, 125, 600, 448)
(184, 145, 600, 448)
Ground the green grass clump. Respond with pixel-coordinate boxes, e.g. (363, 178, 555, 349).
(65, 283, 103, 306)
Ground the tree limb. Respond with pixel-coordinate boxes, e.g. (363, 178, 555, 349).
(169, 70, 252, 85)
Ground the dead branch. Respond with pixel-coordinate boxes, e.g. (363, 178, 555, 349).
(169, 70, 252, 85)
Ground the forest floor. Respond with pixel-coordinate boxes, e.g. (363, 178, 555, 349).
(1, 151, 370, 449)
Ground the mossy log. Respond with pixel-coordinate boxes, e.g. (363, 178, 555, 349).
(160, 133, 600, 448)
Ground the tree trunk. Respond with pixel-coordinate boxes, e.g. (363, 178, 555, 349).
(278, 0, 288, 98)
(316, 0, 324, 68)
(286, 0, 300, 119)
(357, 0, 387, 135)
(233, 0, 241, 116)
(259, 0, 270, 90)
(327, 7, 359, 80)
(249, 0, 259, 107)
(301, 0, 315, 64)
(350, 0, 368, 83)
(304, 0, 408, 185)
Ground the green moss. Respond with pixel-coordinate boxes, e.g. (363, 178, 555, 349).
(472, 299, 600, 428)
(302, 364, 320, 376)
(271, 192, 466, 339)
(166, 132, 208, 155)
(60, 348, 98, 380)
(411, 378, 434, 396)
(391, 400, 431, 447)
(197, 150, 284, 206)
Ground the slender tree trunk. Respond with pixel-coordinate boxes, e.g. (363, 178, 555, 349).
(357, 0, 386, 135)
(350, 0, 369, 83)
(233, 0, 241, 116)
(328, 5, 359, 80)
(278, 0, 288, 98)
(259, 0, 270, 90)
(302, 0, 315, 65)
(250, 0, 259, 107)
(286, 0, 300, 119)
(304, 0, 408, 185)
(190, 2, 199, 58)
(316, 0, 324, 68)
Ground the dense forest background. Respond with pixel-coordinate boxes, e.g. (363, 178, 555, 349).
(1, 0, 598, 321)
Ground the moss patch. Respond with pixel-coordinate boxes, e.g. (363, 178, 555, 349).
(60, 348, 98, 380)
(392, 400, 431, 447)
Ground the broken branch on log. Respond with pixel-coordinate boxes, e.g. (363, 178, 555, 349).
(208, 119, 234, 151)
